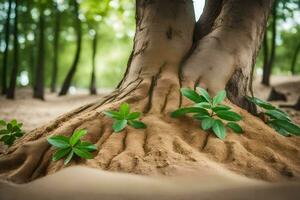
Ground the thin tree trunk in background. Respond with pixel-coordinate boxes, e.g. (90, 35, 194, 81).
(2, 0, 12, 95)
(89, 30, 97, 95)
(262, 1, 277, 86)
(262, 32, 269, 76)
(59, 0, 81, 96)
(6, 0, 19, 99)
(51, 3, 61, 93)
(291, 41, 300, 75)
(33, 5, 45, 100)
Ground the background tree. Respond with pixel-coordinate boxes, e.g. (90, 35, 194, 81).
(59, 0, 82, 96)
(1, 0, 12, 95)
(6, 0, 19, 99)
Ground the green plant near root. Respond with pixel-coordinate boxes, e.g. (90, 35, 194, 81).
(47, 129, 97, 165)
(247, 96, 300, 136)
(171, 87, 243, 140)
(0, 119, 25, 146)
(104, 102, 147, 132)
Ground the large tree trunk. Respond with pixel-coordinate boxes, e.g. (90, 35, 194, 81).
(1, 0, 300, 184)
(6, 0, 19, 99)
(89, 30, 97, 95)
(58, 0, 82, 96)
(50, 2, 61, 93)
(262, 0, 277, 86)
(291, 41, 300, 75)
(33, 5, 45, 100)
(1, 0, 13, 95)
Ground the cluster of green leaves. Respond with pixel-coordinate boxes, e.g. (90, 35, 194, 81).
(47, 129, 97, 165)
(104, 103, 146, 132)
(0, 119, 25, 146)
(171, 87, 243, 140)
(247, 96, 300, 136)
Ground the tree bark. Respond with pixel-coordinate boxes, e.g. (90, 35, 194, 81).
(1, 0, 13, 95)
(291, 41, 300, 75)
(262, 0, 277, 86)
(6, 0, 19, 99)
(4, 0, 300, 185)
(50, 2, 61, 93)
(33, 5, 45, 100)
(59, 0, 82, 96)
(89, 30, 97, 95)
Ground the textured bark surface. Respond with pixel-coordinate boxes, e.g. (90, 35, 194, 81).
(1, 0, 300, 185)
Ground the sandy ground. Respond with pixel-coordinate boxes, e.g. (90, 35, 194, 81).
(0, 76, 300, 200)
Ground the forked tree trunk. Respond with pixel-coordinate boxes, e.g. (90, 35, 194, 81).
(51, 2, 61, 93)
(59, 0, 82, 96)
(33, 5, 45, 100)
(2, 0, 13, 95)
(2, 0, 300, 184)
(89, 30, 97, 95)
(6, 0, 19, 99)
(262, 0, 277, 86)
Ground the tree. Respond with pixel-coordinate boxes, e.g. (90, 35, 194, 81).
(50, 1, 61, 93)
(291, 41, 300, 75)
(89, 30, 97, 95)
(1, 0, 13, 95)
(33, 3, 46, 100)
(58, 0, 82, 96)
(6, 0, 19, 99)
(262, 0, 278, 86)
(2, 0, 300, 183)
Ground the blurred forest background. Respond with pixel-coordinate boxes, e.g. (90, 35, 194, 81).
(0, 0, 299, 100)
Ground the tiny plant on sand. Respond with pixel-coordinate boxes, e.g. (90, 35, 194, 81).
(0, 119, 25, 146)
(104, 102, 146, 132)
(47, 129, 97, 165)
(247, 96, 300, 136)
(171, 87, 243, 140)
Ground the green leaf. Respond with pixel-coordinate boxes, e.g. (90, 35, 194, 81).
(76, 142, 97, 151)
(14, 131, 24, 137)
(194, 102, 211, 109)
(112, 119, 127, 132)
(212, 104, 231, 112)
(216, 110, 242, 121)
(196, 87, 211, 103)
(119, 103, 130, 117)
(271, 119, 300, 136)
(7, 123, 13, 131)
(201, 117, 214, 130)
(180, 88, 205, 103)
(128, 120, 147, 129)
(193, 114, 210, 120)
(73, 147, 93, 159)
(10, 119, 17, 126)
(212, 119, 226, 140)
(247, 96, 275, 110)
(0, 130, 8, 135)
(227, 122, 243, 134)
(127, 112, 141, 120)
(0, 120, 6, 127)
(171, 107, 209, 118)
(1, 135, 15, 146)
(47, 135, 70, 148)
(265, 109, 291, 121)
(64, 151, 74, 165)
(70, 129, 87, 146)
(103, 111, 123, 120)
(212, 90, 226, 106)
(268, 122, 290, 136)
(52, 148, 71, 161)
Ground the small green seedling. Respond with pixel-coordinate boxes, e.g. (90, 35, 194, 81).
(104, 102, 146, 132)
(47, 129, 97, 165)
(171, 87, 243, 140)
(0, 119, 25, 146)
(247, 96, 300, 136)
